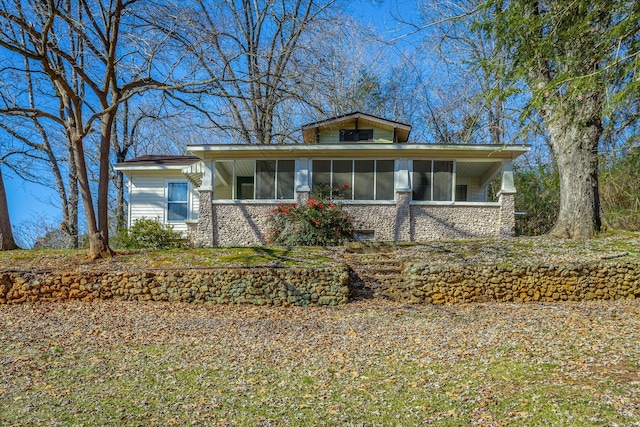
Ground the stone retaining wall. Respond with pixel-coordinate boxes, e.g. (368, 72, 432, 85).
(405, 262, 640, 304)
(0, 266, 350, 306)
(3, 261, 638, 306)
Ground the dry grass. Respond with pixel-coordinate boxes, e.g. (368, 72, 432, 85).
(1, 234, 639, 425)
(1, 299, 639, 426)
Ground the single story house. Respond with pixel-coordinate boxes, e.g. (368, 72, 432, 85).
(115, 112, 530, 246)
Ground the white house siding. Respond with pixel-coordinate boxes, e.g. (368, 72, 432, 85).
(410, 205, 500, 240)
(456, 177, 486, 202)
(129, 170, 200, 234)
(214, 184, 233, 199)
(373, 128, 394, 143)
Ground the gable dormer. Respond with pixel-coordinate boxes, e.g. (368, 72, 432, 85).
(301, 112, 412, 144)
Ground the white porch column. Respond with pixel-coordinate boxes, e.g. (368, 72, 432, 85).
(395, 158, 411, 192)
(295, 158, 311, 204)
(499, 160, 516, 194)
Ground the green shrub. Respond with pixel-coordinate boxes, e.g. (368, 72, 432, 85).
(115, 217, 185, 250)
(600, 145, 640, 231)
(265, 193, 355, 247)
(514, 163, 560, 236)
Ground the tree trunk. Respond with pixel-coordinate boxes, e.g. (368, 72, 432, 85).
(546, 93, 603, 239)
(96, 111, 117, 256)
(71, 137, 113, 259)
(0, 167, 19, 250)
(67, 143, 80, 249)
(113, 101, 129, 233)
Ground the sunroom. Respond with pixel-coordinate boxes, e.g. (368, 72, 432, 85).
(181, 143, 527, 246)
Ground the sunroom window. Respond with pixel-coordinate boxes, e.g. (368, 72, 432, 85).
(311, 159, 394, 200)
(167, 181, 189, 221)
(412, 160, 454, 201)
(213, 160, 295, 200)
(256, 160, 295, 199)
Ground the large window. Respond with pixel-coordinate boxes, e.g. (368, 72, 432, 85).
(312, 159, 394, 200)
(214, 160, 295, 200)
(256, 160, 295, 199)
(167, 182, 189, 221)
(412, 160, 454, 201)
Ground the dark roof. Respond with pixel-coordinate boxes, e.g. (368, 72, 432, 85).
(300, 111, 412, 130)
(115, 155, 200, 168)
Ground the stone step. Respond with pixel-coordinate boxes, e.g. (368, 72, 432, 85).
(346, 262, 400, 269)
(341, 250, 409, 301)
(356, 266, 403, 274)
(351, 272, 405, 283)
(343, 253, 398, 259)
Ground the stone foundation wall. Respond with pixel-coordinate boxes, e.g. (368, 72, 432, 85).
(498, 193, 516, 238)
(405, 262, 640, 304)
(191, 194, 513, 246)
(410, 205, 501, 240)
(343, 204, 397, 240)
(0, 266, 350, 306)
(213, 204, 273, 246)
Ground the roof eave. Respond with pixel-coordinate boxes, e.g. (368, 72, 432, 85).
(186, 143, 531, 160)
(113, 164, 197, 171)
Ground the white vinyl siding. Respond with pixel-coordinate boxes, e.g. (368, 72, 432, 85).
(318, 125, 395, 144)
(128, 171, 199, 233)
(456, 177, 487, 202)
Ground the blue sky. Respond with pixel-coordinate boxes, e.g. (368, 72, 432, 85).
(5, 170, 61, 241)
(3, 0, 421, 244)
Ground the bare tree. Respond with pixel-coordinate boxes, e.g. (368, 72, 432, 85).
(402, 0, 519, 146)
(0, 40, 81, 247)
(153, 0, 337, 145)
(0, 165, 19, 250)
(0, 0, 177, 258)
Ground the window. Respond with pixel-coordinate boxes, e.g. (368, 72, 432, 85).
(312, 159, 394, 200)
(255, 160, 275, 199)
(434, 161, 453, 201)
(214, 160, 295, 200)
(412, 160, 431, 201)
(455, 185, 468, 202)
(237, 176, 254, 200)
(412, 160, 454, 201)
(339, 129, 374, 142)
(333, 160, 353, 199)
(276, 160, 295, 199)
(167, 182, 189, 221)
(255, 160, 295, 199)
(375, 160, 395, 200)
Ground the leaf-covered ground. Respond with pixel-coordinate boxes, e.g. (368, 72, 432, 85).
(1, 299, 639, 426)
